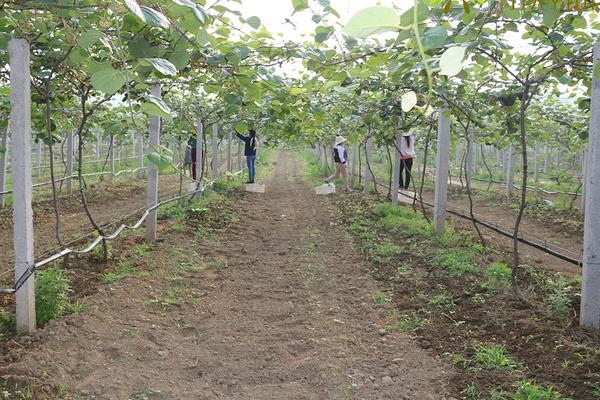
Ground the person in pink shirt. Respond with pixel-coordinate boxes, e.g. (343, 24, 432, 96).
(399, 129, 416, 190)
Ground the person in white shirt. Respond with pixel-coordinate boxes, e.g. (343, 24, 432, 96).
(399, 130, 416, 190)
(325, 135, 351, 192)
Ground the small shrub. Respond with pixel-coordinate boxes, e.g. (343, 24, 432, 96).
(101, 262, 134, 284)
(450, 353, 472, 369)
(486, 262, 512, 289)
(36, 267, 71, 326)
(370, 243, 402, 263)
(433, 248, 479, 277)
(541, 275, 575, 322)
(512, 380, 563, 400)
(428, 292, 454, 309)
(473, 344, 520, 370)
(372, 290, 392, 304)
(397, 312, 425, 333)
(461, 383, 481, 399)
(0, 308, 16, 336)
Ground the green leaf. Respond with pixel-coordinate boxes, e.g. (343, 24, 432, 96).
(124, 0, 170, 28)
(292, 0, 309, 13)
(90, 68, 125, 95)
(140, 58, 178, 76)
(196, 29, 209, 46)
(401, 91, 417, 112)
(439, 46, 466, 77)
(399, 4, 429, 26)
(234, 121, 249, 133)
(146, 152, 172, 168)
(224, 93, 242, 105)
(421, 26, 447, 49)
(315, 26, 334, 43)
(247, 16, 261, 29)
(141, 6, 171, 28)
(78, 30, 107, 49)
(170, 0, 208, 23)
(141, 95, 172, 118)
(343, 6, 400, 38)
(594, 63, 600, 81)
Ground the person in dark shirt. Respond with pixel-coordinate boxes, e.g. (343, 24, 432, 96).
(235, 128, 258, 183)
(187, 136, 198, 180)
(325, 135, 351, 192)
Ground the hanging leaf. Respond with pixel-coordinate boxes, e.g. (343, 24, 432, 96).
(315, 26, 334, 43)
(123, 0, 144, 20)
(141, 6, 171, 28)
(401, 91, 417, 112)
(196, 29, 209, 46)
(421, 26, 448, 49)
(170, 0, 208, 23)
(141, 95, 172, 118)
(146, 152, 173, 168)
(90, 68, 125, 95)
(234, 121, 249, 133)
(247, 16, 261, 29)
(439, 46, 466, 76)
(78, 30, 108, 49)
(292, 0, 309, 13)
(140, 58, 178, 76)
(224, 93, 242, 105)
(343, 7, 400, 38)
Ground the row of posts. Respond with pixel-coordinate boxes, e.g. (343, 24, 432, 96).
(7, 37, 600, 332)
(7, 39, 241, 333)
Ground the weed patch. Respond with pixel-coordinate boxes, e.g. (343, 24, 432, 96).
(36, 267, 71, 326)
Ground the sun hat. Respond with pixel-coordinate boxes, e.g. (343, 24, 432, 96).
(335, 135, 347, 145)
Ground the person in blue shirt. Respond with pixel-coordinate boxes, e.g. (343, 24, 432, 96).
(235, 128, 258, 183)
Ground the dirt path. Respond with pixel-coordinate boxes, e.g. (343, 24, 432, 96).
(2, 152, 451, 399)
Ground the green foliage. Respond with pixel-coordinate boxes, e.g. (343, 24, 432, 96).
(375, 203, 431, 237)
(540, 275, 576, 322)
(35, 267, 71, 326)
(372, 290, 392, 304)
(0, 308, 15, 336)
(512, 380, 563, 400)
(473, 344, 520, 370)
(486, 262, 512, 289)
(397, 312, 425, 333)
(433, 247, 480, 277)
(101, 262, 134, 284)
(370, 243, 402, 263)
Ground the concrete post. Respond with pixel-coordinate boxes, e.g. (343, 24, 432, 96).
(533, 146, 539, 184)
(211, 124, 218, 179)
(95, 131, 101, 161)
(146, 84, 161, 242)
(109, 134, 115, 182)
(0, 125, 8, 208)
(506, 143, 516, 197)
(137, 134, 144, 179)
(466, 135, 475, 187)
(350, 144, 357, 185)
(237, 140, 242, 171)
(543, 144, 548, 173)
(227, 132, 232, 172)
(9, 39, 36, 334)
(582, 147, 588, 213)
(391, 125, 402, 205)
(581, 43, 600, 329)
(363, 132, 372, 194)
(434, 108, 451, 235)
(35, 139, 41, 176)
(66, 129, 73, 194)
(195, 119, 203, 182)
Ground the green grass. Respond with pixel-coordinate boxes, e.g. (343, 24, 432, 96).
(428, 292, 454, 309)
(375, 203, 431, 238)
(486, 262, 512, 289)
(372, 290, 392, 304)
(132, 243, 151, 257)
(397, 312, 425, 333)
(540, 275, 576, 322)
(0, 308, 16, 337)
(473, 344, 521, 370)
(101, 261, 134, 284)
(512, 380, 564, 400)
(433, 247, 480, 277)
(35, 267, 71, 326)
(370, 243, 402, 263)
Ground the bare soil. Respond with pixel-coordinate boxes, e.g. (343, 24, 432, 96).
(0, 153, 452, 399)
